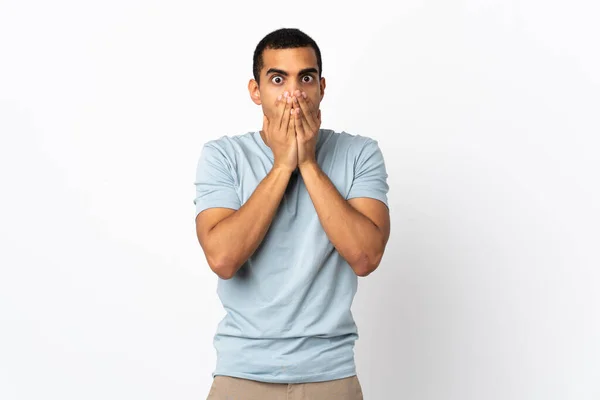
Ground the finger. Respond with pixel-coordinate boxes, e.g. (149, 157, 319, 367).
(305, 93, 320, 124)
(275, 93, 284, 108)
(300, 92, 318, 122)
(296, 98, 318, 135)
(294, 106, 304, 138)
(287, 99, 296, 137)
(294, 90, 314, 113)
(275, 93, 285, 129)
(295, 92, 318, 132)
(280, 93, 293, 131)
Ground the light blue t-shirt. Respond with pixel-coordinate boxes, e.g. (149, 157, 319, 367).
(193, 128, 389, 383)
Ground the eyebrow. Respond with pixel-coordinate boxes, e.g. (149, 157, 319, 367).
(265, 67, 319, 77)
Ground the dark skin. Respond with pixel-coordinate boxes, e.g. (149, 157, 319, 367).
(196, 46, 389, 279)
(248, 47, 326, 171)
(246, 46, 390, 276)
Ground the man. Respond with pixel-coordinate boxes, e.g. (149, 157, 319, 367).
(194, 27, 390, 400)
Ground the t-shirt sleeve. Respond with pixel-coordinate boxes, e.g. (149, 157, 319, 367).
(193, 142, 241, 218)
(346, 138, 390, 209)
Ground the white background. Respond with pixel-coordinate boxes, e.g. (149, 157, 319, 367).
(1, 1, 599, 399)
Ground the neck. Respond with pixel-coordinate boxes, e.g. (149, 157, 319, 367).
(259, 130, 269, 147)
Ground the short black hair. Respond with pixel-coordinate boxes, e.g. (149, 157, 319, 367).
(253, 28, 322, 85)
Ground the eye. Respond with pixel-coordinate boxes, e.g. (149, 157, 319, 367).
(302, 75, 314, 83)
(271, 75, 283, 84)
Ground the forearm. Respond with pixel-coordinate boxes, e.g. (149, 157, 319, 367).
(299, 162, 385, 276)
(206, 166, 293, 277)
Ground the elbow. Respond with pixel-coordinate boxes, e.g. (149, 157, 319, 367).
(353, 263, 377, 277)
(213, 266, 236, 280)
(350, 251, 382, 277)
(208, 255, 239, 280)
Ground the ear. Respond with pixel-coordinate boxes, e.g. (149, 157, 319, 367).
(319, 76, 326, 101)
(248, 79, 262, 105)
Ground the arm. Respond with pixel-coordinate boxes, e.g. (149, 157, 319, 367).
(195, 165, 293, 280)
(299, 162, 390, 277)
(290, 90, 390, 276)
(194, 92, 297, 279)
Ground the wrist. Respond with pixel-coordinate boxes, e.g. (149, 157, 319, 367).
(298, 160, 319, 172)
(271, 163, 296, 175)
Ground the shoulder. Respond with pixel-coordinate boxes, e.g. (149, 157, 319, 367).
(201, 131, 254, 152)
(198, 131, 257, 163)
(321, 128, 382, 155)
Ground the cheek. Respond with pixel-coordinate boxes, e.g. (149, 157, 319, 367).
(308, 95, 320, 112)
(263, 104, 278, 119)
(268, 95, 281, 110)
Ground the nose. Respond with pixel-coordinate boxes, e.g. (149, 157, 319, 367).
(286, 84, 299, 97)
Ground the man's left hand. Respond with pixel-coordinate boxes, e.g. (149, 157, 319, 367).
(291, 89, 321, 167)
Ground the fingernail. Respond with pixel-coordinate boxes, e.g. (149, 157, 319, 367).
(284, 91, 289, 97)
(302, 92, 307, 98)
(277, 95, 282, 101)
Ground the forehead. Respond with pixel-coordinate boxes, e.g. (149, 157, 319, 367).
(261, 47, 318, 75)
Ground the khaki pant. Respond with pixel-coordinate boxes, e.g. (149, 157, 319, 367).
(206, 374, 364, 400)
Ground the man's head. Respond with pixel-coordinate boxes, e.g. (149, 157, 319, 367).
(249, 28, 325, 121)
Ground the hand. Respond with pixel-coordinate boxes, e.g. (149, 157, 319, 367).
(262, 91, 298, 173)
(291, 90, 321, 168)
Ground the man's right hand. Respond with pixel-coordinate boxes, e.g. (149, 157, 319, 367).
(262, 91, 298, 173)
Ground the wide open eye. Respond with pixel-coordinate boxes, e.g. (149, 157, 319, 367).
(302, 75, 314, 83)
(271, 76, 283, 84)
